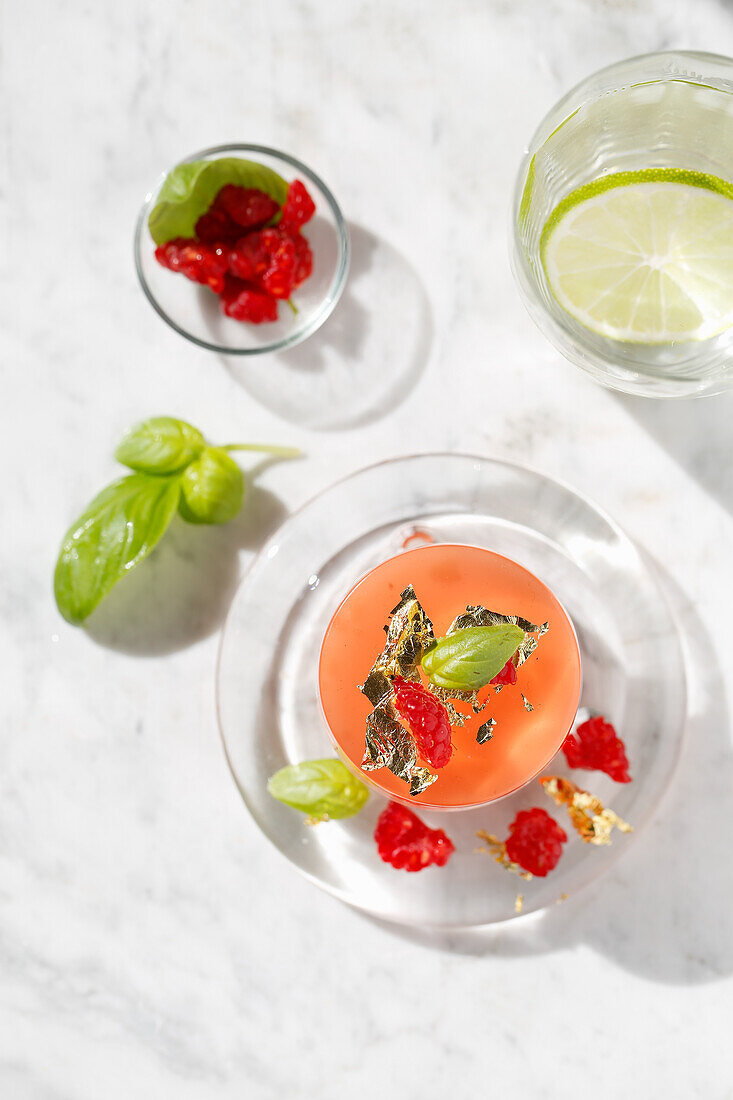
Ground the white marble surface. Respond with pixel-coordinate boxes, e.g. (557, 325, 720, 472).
(4, 1, 733, 1096)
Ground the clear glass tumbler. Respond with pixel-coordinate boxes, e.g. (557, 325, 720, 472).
(512, 51, 733, 398)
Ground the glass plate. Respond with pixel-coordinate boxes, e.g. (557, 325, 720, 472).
(216, 455, 686, 927)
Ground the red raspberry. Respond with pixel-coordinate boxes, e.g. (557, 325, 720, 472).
(195, 206, 240, 246)
(375, 801, 455, 872)
(214, 185, 279, 231)
(154, 238, 228, 293)
(562, 715, 631, 783)
(505, 808, 567, 877)
(393, 676, 453, 768)
(220, 275, 278, 323)
(292, 232, 313, 287)
(228, 228, 297, 299)
(280, 179, 316, 232)
(491, 659, 517, 687)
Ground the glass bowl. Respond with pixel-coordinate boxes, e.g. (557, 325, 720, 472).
(134, 143, 350, 354)
(216, 455, 686, 928)
(512, 51, 733, 398)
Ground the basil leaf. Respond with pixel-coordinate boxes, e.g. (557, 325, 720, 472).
(115, 416, 205, 474)
(54, 474, 181, 624)
(178, 447, 244, 525)
(148, 157, 289, 244)
(267, 759, 369, 821)
(421, 624, 525, 691)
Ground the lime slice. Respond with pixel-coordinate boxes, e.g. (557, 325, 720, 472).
(541, 169, 733, 343)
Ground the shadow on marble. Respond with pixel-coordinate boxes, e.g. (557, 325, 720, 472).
(360, 560, 733, 986)
(219, 224, 433, 431)
(615, 391, 733, 516)
(85, 480, 287, 656)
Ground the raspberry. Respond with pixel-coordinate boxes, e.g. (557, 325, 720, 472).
(292, 232, 313, 287)
(220, 275, 278, 323)
(280, 179, 316, 232)
(505, 808, 567, 877)
(562, 715, 631, 783)
(214, 184, 279, 231)
(195, 206, 241, 246)
(228, 228, 297, 299)
(375, 801, 455, 872)
(491, 659, 517, 687)
(154, 238, 228, 293)
(393, 676, 452, 768)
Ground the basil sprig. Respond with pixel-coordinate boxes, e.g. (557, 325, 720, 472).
(267, 759, 370, 821)
(421, 624, 525, 692)
(54, 416, 299, 625)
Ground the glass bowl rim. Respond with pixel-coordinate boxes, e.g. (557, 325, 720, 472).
(133, 142, 351, 356)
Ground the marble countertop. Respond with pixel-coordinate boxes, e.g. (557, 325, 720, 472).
(4, 1, 733, 1096)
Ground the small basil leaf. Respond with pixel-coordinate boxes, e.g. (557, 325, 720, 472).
(267, 759, 369, 821)
(54, 474, 181, 625)
(421, 624, 525, 691)
(177, 447, 244, 525)
(115, 416, 205, 474)
(148, 157, 289, 244)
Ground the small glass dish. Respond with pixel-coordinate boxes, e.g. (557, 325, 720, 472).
(217, 455, 686, 928)
(134, 143, 350, 355)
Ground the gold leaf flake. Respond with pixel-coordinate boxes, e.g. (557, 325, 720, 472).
(475, 830, 532, 880)
(540, 776, 633, 845)
(359, 586, 438, 794)
(521, 693, 534, 713)
(409, 767, 438, 796)
(360, 585, 435, 701)
(476, 717, 496, 744)
(515, 894, 524, 914)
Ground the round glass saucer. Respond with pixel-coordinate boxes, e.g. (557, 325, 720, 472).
(216, 454, 686, 928)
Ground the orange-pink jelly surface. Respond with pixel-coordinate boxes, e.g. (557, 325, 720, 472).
(318, 544, 582, 809)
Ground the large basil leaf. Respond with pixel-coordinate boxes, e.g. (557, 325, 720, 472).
(267, 759, 369, 821)
(178, 447, 244, 525)
(54, 474, 181, 624)
(421, 624, 525, 691)
(148, 157, 289, 244)
(115, 416, 205, 474)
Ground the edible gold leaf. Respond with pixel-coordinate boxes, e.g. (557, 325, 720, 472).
(515, 894, 524, 914)
(540, 776, 633, 845)
(521, 693, 534, 713)
(409, 767, 438, 796)
(475, 830, 532, 880)
(476, 717, 496, 744)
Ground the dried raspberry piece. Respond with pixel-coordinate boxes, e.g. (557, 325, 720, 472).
(214, 184, 279, 231)
(291, 231, 313, 287)
(374, 801, 454, 872)
(505, 808, 567, 877)
(154, 238, 228, 293)
(220, 275, 278, 324)
(280, 179, 316, 231)
(195, 206, 240, 246)
(490, 659, 517, 687)
(228, 228, 297, 299)
(393, 676, 453, 768)
(562, 715, 631, 783)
